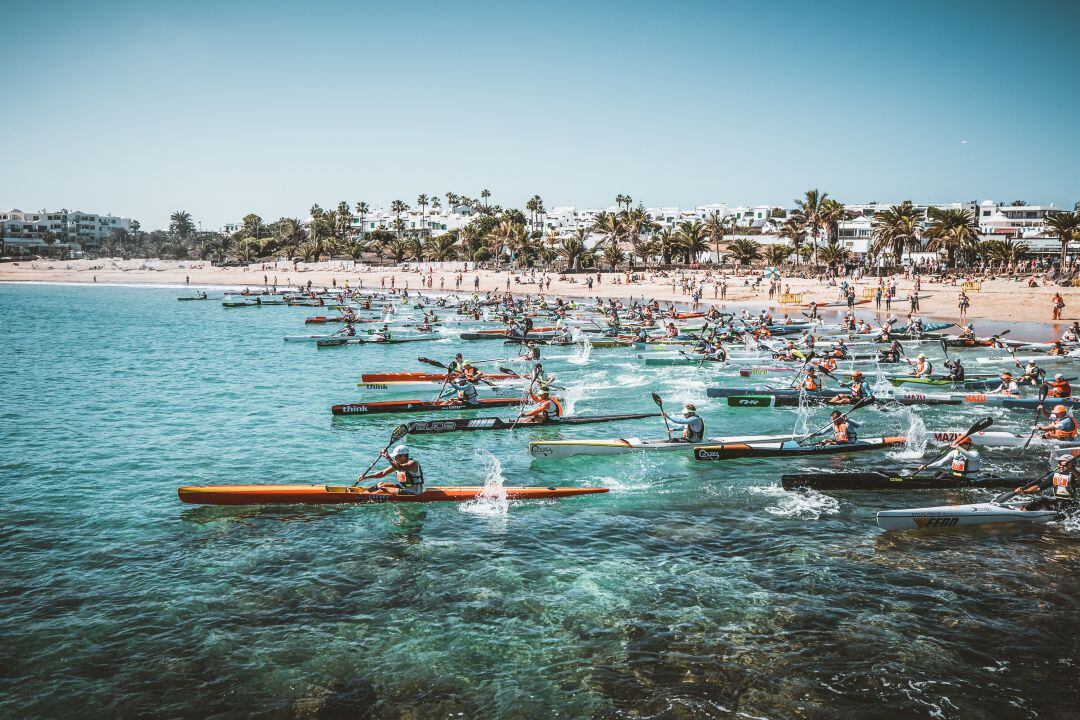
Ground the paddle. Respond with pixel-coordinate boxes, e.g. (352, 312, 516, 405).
(940, 338, 950, 362)
(786, 352, 816, 389)
(354, 424, 411, 486)
(508, 366, 544, 430)
(817, 366, 852, 390)
(652, 392, 673, 440)
(797, 397, 874, 445)
(992, 457, 1073, 503)
(908, 416, 994, 478)
(1022, 385, 1049, 450)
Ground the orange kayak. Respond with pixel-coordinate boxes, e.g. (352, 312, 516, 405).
(178, 484, 608, 505)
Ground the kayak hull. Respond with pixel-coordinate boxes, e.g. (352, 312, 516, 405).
(331, 397, 524, 416)
(178, 484, 608, 505)
(782, 471, 1020, 491)
(406, 413, 659, 434)
(693, 437, 905, 460)
(876, 501, 1060, 530)
(529, 434, 798, 459)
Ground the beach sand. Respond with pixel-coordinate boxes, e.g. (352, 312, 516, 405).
(2, 258, 1076, 331)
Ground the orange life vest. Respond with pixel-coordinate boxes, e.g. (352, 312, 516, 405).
(1048, 380, 1072, 398)
(803, 377, 819, 391)
(1052, 472, 1073, 497)
(833, 420, 849, 443)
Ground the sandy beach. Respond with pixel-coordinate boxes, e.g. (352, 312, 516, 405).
(2, 258, 1077, 328)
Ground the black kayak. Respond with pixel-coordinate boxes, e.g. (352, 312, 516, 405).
(405, 412, 659, 434)
(781, 471, 1021, 491)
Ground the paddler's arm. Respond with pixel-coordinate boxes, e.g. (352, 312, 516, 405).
(520, 401, 549, 418)
(1015, 476, 1050, 494)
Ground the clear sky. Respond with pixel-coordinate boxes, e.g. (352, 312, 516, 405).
(2, 0, 1078, 229)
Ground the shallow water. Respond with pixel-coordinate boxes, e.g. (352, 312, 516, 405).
(2, 284, 1078, 720)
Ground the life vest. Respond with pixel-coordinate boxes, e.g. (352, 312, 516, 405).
(682, 415, 705, 442)
(833, 420, 849, 443)
(457, 382, 479, 403)
(1050, 416, 1078, 439)
(916, 359, 931, 376)
(820, 357, 837, 372)
(464, 368, 481, 382)
(803, 377, 819, 392)
(396, 461, 424, 488)
(1048, 380, 1072, 398)
(1052, 472, 1073, 498)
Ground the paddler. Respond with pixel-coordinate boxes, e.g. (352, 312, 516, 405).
(829, 369, 872, 405)
(373, 324, 392, 342)
(1045, 373, 1072, 398)
(989, 372, 1020, 396)
(519, 386, 563, 424)
(635, 327, 650, 343)
(775, 340, 804, 362)
(801, 366, 821, 392)
(518, 341, 541, 361)
(929, 436, 980, 481)
(662, 403, 705, 442)
(462, 361, 483, 382)
(1048, 341, 1068, 357)
(1014, 457, 1079, 510)
(1038, 405, 1078, 439)
(1020, 359, 1045, 386)
(443, 375, 481, 406)
(821, 409, 858, 445)
(907, 353, 933, 377)
(816, 354, 838, 373)
(958, 323, 976, 341)
(1063, 324, 1079, 344)
(359, 445, 424, 496)
(665, 322, 679, 338)
(447, 353, 465, 376)
(944, 357, 965, 382)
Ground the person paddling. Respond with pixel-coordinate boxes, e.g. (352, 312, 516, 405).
(829, 370, 872, 405)
(662, 403, 705, 442)
(359, 445, 424, 495)
(1046, 373, 1072, 398)
(1014, 457, 1079, 510)
(908, 353, 933, 377)
(989, 372, 1020, 396)
(944, 357, 965, 382)
(518, 387, 563, 424)
(443, 375, 481, 406)
(821, 410, 858, 445)
(928, 436, 981, 481)
(1039, 405, 1078, 439)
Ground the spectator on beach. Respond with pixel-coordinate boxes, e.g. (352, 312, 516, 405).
(1053, 292, 1065, 320)
(958, 290, 969, 318)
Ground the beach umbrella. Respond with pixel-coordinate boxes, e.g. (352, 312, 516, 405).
(764, 266, 780, 279)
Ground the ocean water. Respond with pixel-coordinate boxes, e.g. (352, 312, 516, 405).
(2, 283, 1078, 720)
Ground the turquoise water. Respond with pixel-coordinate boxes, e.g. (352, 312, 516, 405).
(2, 283, 1079, 720)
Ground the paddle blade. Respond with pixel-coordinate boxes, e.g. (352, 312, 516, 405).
(967, 416, 994, 436)
(651, 392, 664, 408)
(391, 424, 411, 442)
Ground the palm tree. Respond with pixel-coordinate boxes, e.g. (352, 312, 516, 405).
(777, 217, 806, 264)
(558, 234, 587, 270)
(1046, 211, 1080, 269)
(1010, 200, 1028, 207)
(335, 201, 351, 243)
(983, 238, 1029, 265)
(794, 189, 827, 263)
(655, 228, 678, 265)
(622, 208, 656, 268)
(385, 239, 408, 264)
(675, 220, 708, 264)
(406, 236, 424, 261)
(480, 189, 491, 210)
(704, 211, 730, 265)
(602, 242, 626, 270)
(818, 198, 850, 246)
(424, 234, 459, 261)
(871, 201, 921, 265)
(445, 192, 457, 212)
(591, 211, 623, 250)
(764, 244, 793, 266)
(924, 208, 979, 267)
(817, 243, 850, 267)
(354, 201, 369, 242)
(416, 194, 429, 236)
(525, 196, 539, 236)
(390, 200, 408, 240)
(278, 218, 306, 249)
(169, 211, 195, 240)
(486, 220, 523, 269)
(727, 238, 761, 267)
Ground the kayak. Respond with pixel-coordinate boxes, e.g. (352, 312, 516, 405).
(782, 471, 1020, 491)
(876, 500, 1061, 530)
(459, 332, 562, 341)
(801, 299, 870, 308)
(974, 352, 1080, 364)
(895, 392, 1080, 411)
(360, 371, 517, 384)
(406, 412, 660, 434)
(357, 380, 524, 398)
(642, 356, 727, 368)
(693, 436, 905, 460)
(317, 335, 441, 347)
(178, 484, 609, 505)
(331, 397, 525, 416)
(709, 388, 857, 408)
(888, 377, 1000, 391)
(928, 429, 1080, 448)
(529, 433, 799, 459)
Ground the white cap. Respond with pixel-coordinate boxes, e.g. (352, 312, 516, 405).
(390, 445, 409, 457)
(1056, 373, 1064, 380)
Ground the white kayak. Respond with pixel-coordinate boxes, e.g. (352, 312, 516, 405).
(876, 500, 1060, 530)
(528, 433, 799, 459)
(974, 352, 1080, 364)
(357, 379, 526, 398)
(927, 429, 1080, 449)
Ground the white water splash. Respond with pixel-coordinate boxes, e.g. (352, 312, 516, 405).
(569, 328, 591, 366)
(888, 409, 927, 459)
(750, 483, 840, 519)
(460, 449, 508, 516)
(791, 401, 811, 436)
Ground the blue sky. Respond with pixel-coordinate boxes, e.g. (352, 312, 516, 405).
(2, 0, 1078, 229)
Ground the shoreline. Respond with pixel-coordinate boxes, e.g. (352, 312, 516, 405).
(2, 260, 1077, 338)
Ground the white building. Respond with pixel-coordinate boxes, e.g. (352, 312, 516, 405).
(1, 208, 134, 256)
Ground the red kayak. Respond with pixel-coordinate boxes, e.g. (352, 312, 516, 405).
(360, 371, 517, 383)
(178, 484, 608, 505)
(306, 316, 372, 324)
(331, 397, 525, 416)
(801, 299, 870, 308)
(473, 326, 558, 335)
